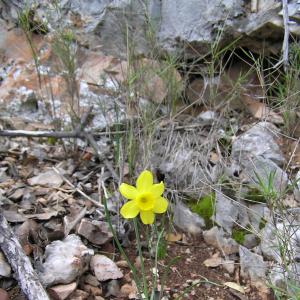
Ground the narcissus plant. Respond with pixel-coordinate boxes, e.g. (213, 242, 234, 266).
(119, 170, 168, 224)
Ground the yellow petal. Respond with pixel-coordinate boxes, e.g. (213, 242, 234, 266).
(119, 183, 138, 199)
(153, 197, 168, 213)
(150, 182, 164, 197)
(136, 170, 153, 192)
(120, 201, 140, 218)
(140, 210, 155, 224)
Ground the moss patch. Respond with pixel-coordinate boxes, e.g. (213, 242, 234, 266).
(188, 192, 215, 228)
(231, 227, 250, 245)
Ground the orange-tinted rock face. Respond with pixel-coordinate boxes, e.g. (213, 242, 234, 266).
(0, 28, 44, 62)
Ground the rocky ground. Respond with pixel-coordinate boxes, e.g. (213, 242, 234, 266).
(1, 1, 300, 300)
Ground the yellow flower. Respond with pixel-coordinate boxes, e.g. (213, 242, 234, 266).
(119, 170, 168, 224)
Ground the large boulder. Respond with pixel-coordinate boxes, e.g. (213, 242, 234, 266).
(3, 0, 300, 59)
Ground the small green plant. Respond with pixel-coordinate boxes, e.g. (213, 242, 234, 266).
(104, 170, 170, 300)
(18, 6, 46, 88)
(189, 192, 215, 228)
(52, 29, 80, 121)
(253, 170, 279, 205)
(244, 187, 267, 203)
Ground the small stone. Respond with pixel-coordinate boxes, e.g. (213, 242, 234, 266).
(222, 260, 235, 274)
(269, 265, 286, 290)
(38, 235, 94, 287)
(120, 284, 136, 297)
(105, 279, 120, 297)
(68, 289, 89, 300)
(48, 282, 77, 300)
(90, 255, 123, 282)
(212, 191, 239, 233)
(77, 218, 113, 245)
(231, 122, 285, 166)
(248, 203, 268, 232)
(116, 260, 128, 268)
(203, 226, 239, 255)
(83, 274, 99, 287)
(197, 110, 217, 124)
(82, 284, 102, 296)
(0, 289, 9, 300)
(243, 233, 259, 249)
(242, 156, 289, 194)
(173, 201, 205, 235)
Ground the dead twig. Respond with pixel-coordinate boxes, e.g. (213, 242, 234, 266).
(0, 129, 126, 138)
(52, 166, 104, 209)
(0, 214, 50, 300)
(282, 0, 290, 71)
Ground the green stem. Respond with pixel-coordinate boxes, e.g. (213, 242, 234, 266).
(103, 198, 143, 298)
(133, 218, 149, 299)
(151, 224, 164, 300)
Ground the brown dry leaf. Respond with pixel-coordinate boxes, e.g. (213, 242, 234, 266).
(3, 210, 26, 223)
(209, 152, 220, 164)
(165, 233, 182, 242)
(224, 282, 245, 294)
(242, 98, 283, 124)
(203, 256, 223, 268)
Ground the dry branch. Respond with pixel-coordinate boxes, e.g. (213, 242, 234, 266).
(0, 129, 126, 138)
(0, 129, 84, 138)
(0, 214, 50, 300)
(282, 0, 289, 71)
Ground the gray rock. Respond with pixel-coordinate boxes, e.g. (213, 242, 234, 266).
(203, 226, 239, 255)
(241, 156, 289, 194)
(38, 234, 94, 287)
(106, 279, 121, 298)
(248, 203, 269, 232)
(243, 234, 259, 249)
(260, 222, 283, 262)
(196, 111, 217, 125)
(260, 221, 300, 263)
(212, 192, 239, 234)
(287, 263, 300, 292)
(269, 265, 286, 290)
(232, 122, 285, 166)
(154, 140, 211, 198)
(239, 246, 267, 290)
(173, 201, 205, 235)
(269, 263, 300, 294)
(79, 83, 126, 131)
(8, 0, 299, 59)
